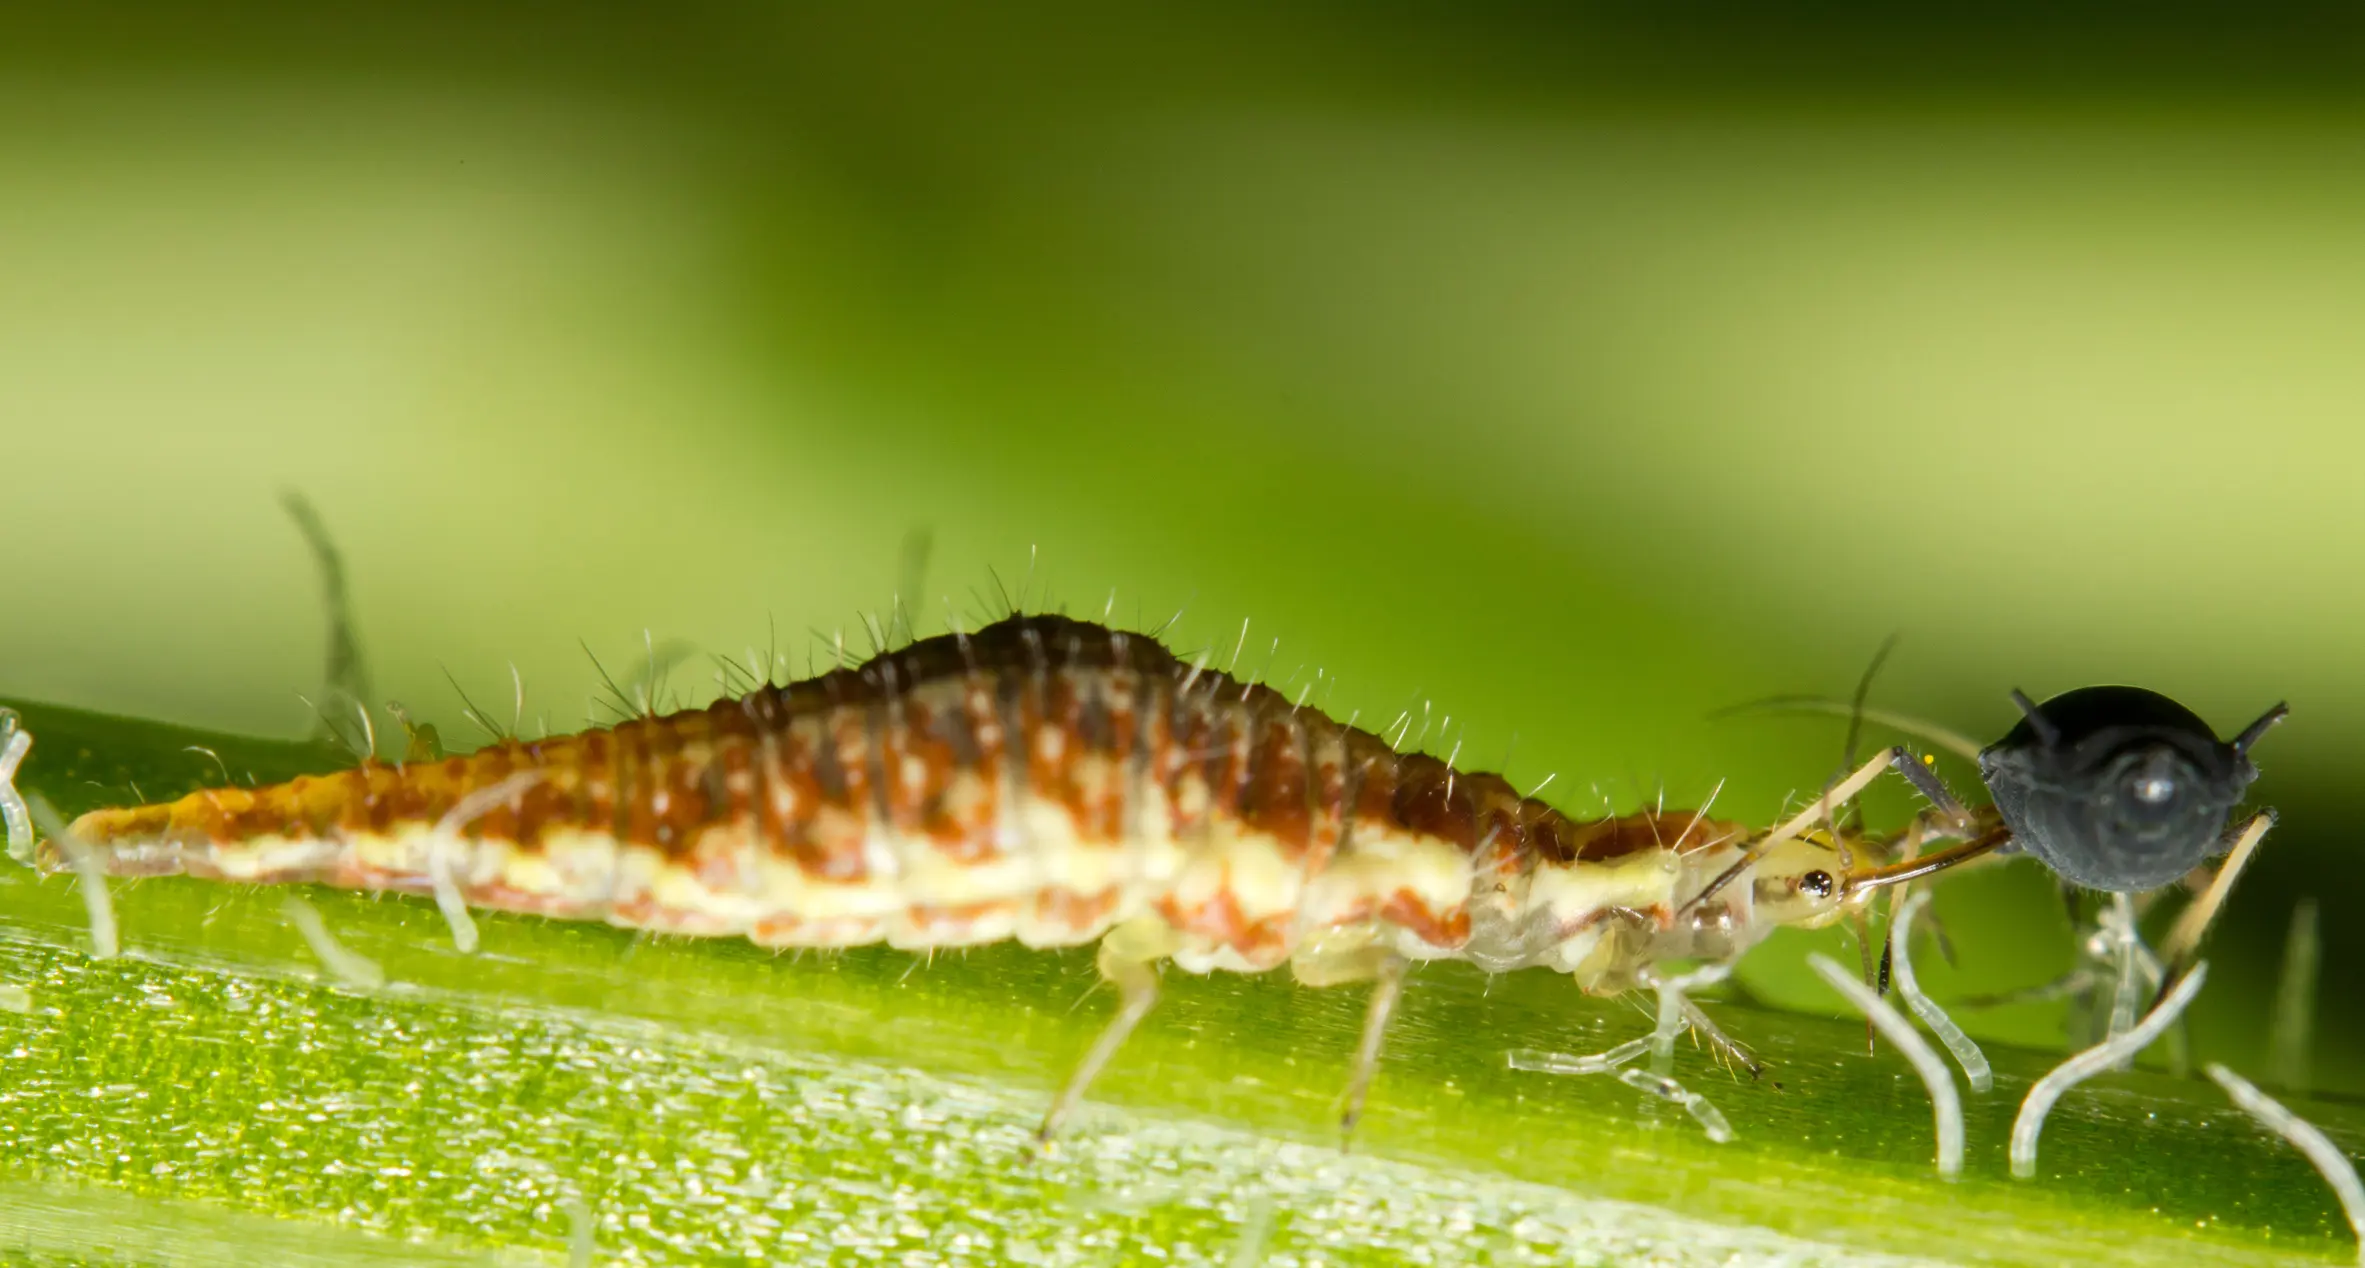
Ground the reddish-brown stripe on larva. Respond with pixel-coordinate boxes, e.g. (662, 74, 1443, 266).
(54, 612, 1717, 967)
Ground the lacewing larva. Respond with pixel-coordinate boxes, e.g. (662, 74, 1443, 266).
(4, 615, 1990, 1142)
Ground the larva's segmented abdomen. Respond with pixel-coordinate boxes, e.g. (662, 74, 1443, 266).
(56, 614, 1740, 975)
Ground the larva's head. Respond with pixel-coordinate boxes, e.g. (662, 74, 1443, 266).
(1746, 831, 1869, 930)
(1739, 821, 2014, 932)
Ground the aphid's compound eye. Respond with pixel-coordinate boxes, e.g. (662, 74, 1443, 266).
(1798, 870, 1835, 899)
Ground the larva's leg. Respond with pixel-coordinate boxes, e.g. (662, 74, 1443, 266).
(1339, 955, 1407, 1145)
(1290, 937, 1408, 1146)
(1678, 995, 1761, 1079)
(1647, 960, 1734, 1075)
(1038, 918, 1172, 1145)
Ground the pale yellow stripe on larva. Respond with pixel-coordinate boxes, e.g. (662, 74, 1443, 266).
(1297, 829, 1469, 932)
(1527, 849, 1680, 933)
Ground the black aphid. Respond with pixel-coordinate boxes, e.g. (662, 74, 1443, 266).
(1976, 686, 2286, 893)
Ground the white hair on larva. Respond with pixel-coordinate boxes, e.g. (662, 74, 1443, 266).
(1891, 891, 1993, 1093)
(1809, 952, 1962, 1180)
(2204, 1063, 2364, 1264)
(426, 770, 546, 955)
(26, 794, 117, 960)
(2010, 963, 2209, 1180)
(280, 893, 386, 989)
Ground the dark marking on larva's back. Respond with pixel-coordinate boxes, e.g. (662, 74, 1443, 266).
(64, 613, 1713, 907)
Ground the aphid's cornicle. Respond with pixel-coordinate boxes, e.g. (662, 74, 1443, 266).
(24, 614, 1954, 1141)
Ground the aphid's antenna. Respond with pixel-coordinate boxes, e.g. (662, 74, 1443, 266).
(1842, 634, 1899, 769)
(281, 490, 374, 746)
(1707, 697, 1984, 765)
(1682, 748, 1922, 914)
(1835, 635, 1901, 1039)
(1844, 824, 2015, 895)
(2008, 689, 2061, 748)
(2231, 701, 2291, 757)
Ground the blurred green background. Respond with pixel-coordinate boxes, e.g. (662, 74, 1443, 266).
(2, 2, 2360, 1089)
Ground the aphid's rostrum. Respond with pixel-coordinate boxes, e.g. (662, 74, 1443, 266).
(29, 614, 1948, 1137)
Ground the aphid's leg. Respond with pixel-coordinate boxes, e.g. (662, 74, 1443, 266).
(2268, 897, 2321, 1094)
(1953, 967, 2105, 1011)
(0, 708, 32, 864)
(1038, 917, 1174, 1145)
(2012, 963, 2208, 1180)
(2204, 1064, 2365, 1250)
(2103, 892, 2142, 1067)
(26, 795, 118, 959)
(2155, 812, 2275, 994)
(1890, 891, 1992, 1093)
(1617, 1068, 1735, 1144)
(281, 893, 386, 989)
(1810, 953, 1963, 1180)
(1507, 1036, 1652, 1076)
